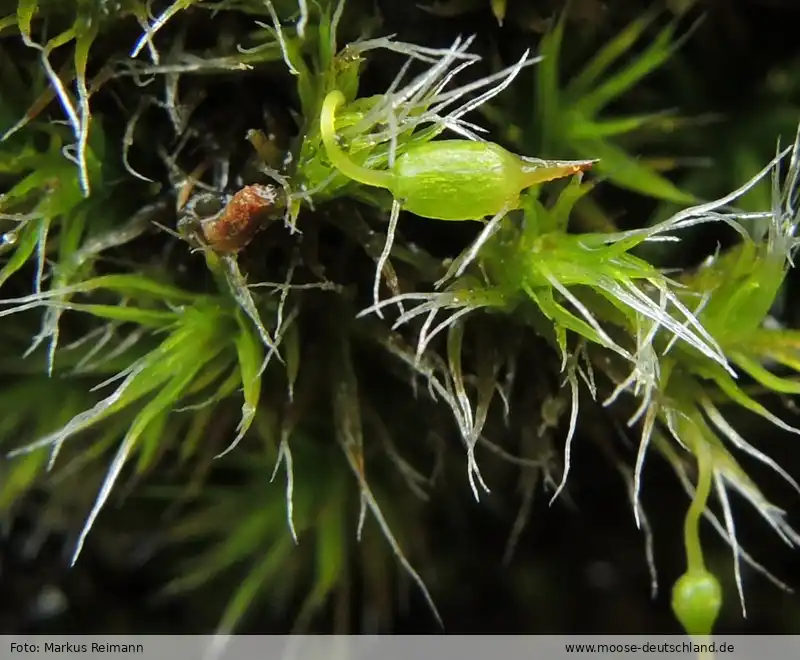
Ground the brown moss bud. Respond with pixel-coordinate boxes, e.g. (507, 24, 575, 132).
(200, 184, 282, 253)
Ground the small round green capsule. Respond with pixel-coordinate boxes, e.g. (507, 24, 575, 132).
(672, 569, 722, 637)
(320, 90, 595, 221)
(672, 443, 722, 639)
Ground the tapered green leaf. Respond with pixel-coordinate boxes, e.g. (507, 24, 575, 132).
(568, 111, 677, 140)
(577, 139, 696, 203)
(536, 10, 568, 149)
(577, 22, 677, 117)
(216, 538, 295, 634)
(0, 219, 40, 287)
(567, 9, 660, 99)
(732, 352, 800, 395)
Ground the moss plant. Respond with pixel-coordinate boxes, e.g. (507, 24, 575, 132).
(480, 6, 700, 233)
(1, 0, 800, 639)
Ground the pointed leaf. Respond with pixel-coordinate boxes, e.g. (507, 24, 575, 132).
(577, 139, 696, 203)
(567, 9, 660, 99)
(577, 22, 678, 118)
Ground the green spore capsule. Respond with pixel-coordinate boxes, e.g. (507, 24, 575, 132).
(672, 440, 722, 647)
(320, 90, 595, 222)
(672, 569, 723, 637)
(387, 139, 533, 220)
(320, 89, 596, 315)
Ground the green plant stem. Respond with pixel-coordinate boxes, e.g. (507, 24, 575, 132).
(685, 439, 713, 575)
